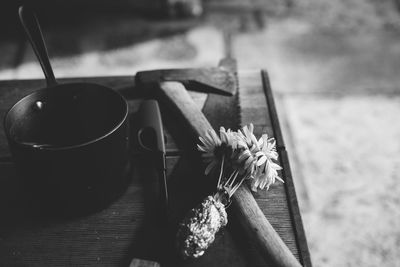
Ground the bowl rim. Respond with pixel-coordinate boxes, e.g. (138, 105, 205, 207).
(3, 82, 129, 151)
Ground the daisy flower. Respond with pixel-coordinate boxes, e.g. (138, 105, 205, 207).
(197, 127, 237, 175)
(235, 124, 260, 175)
(251, 134, 283, 191)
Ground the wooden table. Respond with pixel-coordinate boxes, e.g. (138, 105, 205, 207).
(0, 70, 311, 267)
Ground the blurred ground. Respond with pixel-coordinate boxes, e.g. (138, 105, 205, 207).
(1, 0, 400, 266)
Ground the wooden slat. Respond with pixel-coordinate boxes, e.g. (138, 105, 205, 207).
(260, 70, 311, 267)
(240, 106, 269, 124)
(238, 70, 301, 264)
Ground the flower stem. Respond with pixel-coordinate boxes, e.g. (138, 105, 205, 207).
(228, 171, 239, 187)
(229, 175, 246, 197)
(217, 155, 225, 189)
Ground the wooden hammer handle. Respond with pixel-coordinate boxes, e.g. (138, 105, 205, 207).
(159, 81, 213, 137)
(157, 81, 302, 267)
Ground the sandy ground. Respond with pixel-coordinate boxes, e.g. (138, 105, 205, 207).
(0, 1, 399, 266)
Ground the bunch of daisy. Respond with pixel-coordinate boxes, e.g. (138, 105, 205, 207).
(198, 123, 283, 199)
(176, 124, 283, 258)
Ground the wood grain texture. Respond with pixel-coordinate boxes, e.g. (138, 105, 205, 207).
(0, 71, 310, 266)
(233, 186, 301, 267)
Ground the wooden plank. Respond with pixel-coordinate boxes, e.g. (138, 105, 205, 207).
(260, 70, 312, 267)
(239, 70, 302, 264)
(241, 106, 269, 125)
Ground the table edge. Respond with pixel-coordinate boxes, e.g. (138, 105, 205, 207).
(261, 70, 312, 267)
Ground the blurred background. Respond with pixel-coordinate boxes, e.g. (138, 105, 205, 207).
(1, 0, 399, 266)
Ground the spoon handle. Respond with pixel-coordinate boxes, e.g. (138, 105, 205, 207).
(18, 6, 57, 87)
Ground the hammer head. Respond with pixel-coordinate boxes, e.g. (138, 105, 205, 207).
(135, 67, 236, 96)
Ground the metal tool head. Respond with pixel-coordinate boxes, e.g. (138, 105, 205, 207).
(201, 57, 241, 131)
(135, 67, 236, 96)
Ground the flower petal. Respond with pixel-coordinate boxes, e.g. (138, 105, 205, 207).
(210, 129, 221, 146)
(255, 151, 265, 158)
(270, 162, 283, 170)
(205, 131, 215, 144)
(238, 150, 251, 160)
(259, 176, 268, 189)
(197, 144, 207, 152)
(256, 155, 267, 166)
(253, 176, 261, 188)
(249, 123, 254, 133)
(201, 134, 213, 149)
(205, 160, 217, 175)
(237, 140, 247, 148)
(251, 134, 259, 149)
(220, 130, 228, 144)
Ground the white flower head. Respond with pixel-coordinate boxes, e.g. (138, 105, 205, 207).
(234, 123, 260, 175)
(250, 134, 283, 191)
(198, 123, 284, 192)
(233, 124, 283, 191)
